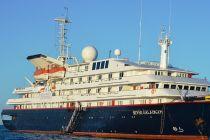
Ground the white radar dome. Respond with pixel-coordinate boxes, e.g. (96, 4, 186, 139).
(114, 49, 121, 56)
(82, 46, 98, 62)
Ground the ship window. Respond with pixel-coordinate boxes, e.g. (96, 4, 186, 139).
(119, 72, 124, 79)
(108, 87, 112, 92)
(118, 101, 123, 105)
(92, 62, 96, 70)
(164, 84, 169, 89)
(119, 86, 123, 91)
(105, 60, 109, 68)
(196, 87, 201, 91)
(171, 85, 176, 89)
(87, 102, 91, 107)
(158, 98, 162, 103)
(85, 65, 88, 71)
(107, 101, 112, 106)
(96, 88, 101, 93)
(70, 78, 73, 84)
(178, 85, 183, 90)
(96, 62, 101, 70)
(79, 77, 82, 83)
(155, 71, 157, 75)
(88, 76, 92, 83)
(98, 75, 102, 80)
(101, 61, 105, 69)
(201, 87, 206, 92)
(130, 100, 134, 105)
(190, 86, 195, 90)
(108, 73, 112, 80)
(184, 86, 189, 90)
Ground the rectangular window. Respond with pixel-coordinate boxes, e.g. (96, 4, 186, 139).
(79, 77, 82, 83)
(107, 101, 112, 106)
(208, 87, 210, 92)
(85, 66, 88, 71)
(184, 86, 189, 90)
(120, 72, 124, 78)
(130, 100, 134, 105)
(201, 87, 206, 92)
(88, 76, 92, 83)
(96, 62, 100, 70)
(178, 85, 183, 90)
(87, 102, 91, 107)
(119, 86, 123, 91)
(168, 72, 172, 76)
(105, 60, 109, 68)
(70, 78, 73, 84)
(156, 84, 159, 88)
(155, 71, 157, 75)
(196, 87, 201, 91)
(101, 61, 105, 69)
(92, 62, 96, 70)
(98, 75, 102, 80)
(108, 73, 112, 80)
(108, 87, 112, 92)
(164, 84, 169, 89)
(118, 101, 123, 105)
(190, 86, 195, 90)
(96, 88, 101, 93)
(171, 85, 176, 89)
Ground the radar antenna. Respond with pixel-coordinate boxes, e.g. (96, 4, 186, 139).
(54, 8, 71, 63)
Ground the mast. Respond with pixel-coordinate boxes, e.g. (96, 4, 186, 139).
(54, 14, 71, 63)
(158, 27, 172, 69)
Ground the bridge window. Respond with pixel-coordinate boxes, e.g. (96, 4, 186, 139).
(101, 61, 105, 69)
(171, 85, 176, 89)
(164, 84, 169, 89)
(184, 86, 189, 90)
(190, 86, 195, 90)
(92, 63, 96, 70)
(105, 60, 109, 68)
(96, 62, 100, 70)
(178, 85, 183, 90)
(201, 87, 206, 92)
(196, 87, 201, 91)
(92, 60, 109, 70)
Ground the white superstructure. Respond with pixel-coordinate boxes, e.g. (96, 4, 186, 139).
(7, 16, 210, 110)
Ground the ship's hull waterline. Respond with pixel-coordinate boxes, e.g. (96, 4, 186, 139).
(2, 101, 210, 140)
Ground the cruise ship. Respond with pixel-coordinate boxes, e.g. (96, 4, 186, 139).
(1, 15, 210, 140)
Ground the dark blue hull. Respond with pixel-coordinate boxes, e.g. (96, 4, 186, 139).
(2, 102, 210, 139)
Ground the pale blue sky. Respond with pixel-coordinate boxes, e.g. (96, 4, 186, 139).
(0, 0, 210, 124)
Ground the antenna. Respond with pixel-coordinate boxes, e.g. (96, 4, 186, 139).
(138, 0, 143, 64)
(168, 0, 172, 37)
(54, 8, 71, 63)
(168, 0, 172, 64)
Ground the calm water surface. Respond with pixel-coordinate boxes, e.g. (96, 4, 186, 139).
(0, 125, 120, 140)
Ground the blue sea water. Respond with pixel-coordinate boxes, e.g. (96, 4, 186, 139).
(0, 125, 118, 140)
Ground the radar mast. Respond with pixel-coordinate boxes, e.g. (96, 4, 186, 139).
(54, 8, 71, 64)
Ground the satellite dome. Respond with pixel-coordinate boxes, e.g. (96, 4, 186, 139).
(82, 46, 98, 62)
(114, 49, 121, 56)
